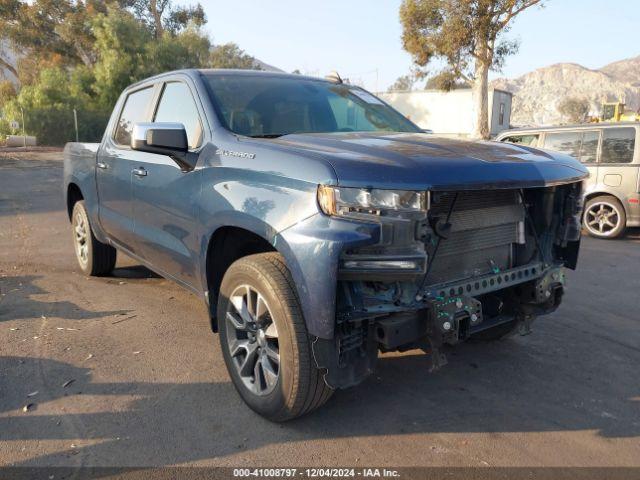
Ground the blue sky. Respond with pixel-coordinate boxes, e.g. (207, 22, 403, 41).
(188, 0, 640, 91)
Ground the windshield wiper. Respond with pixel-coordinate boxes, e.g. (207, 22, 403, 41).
(248, 134, 286, 139)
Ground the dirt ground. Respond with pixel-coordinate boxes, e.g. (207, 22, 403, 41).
(1, 150, 639, 469)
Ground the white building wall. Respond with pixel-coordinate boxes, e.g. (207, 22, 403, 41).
(488, 89, 512, 136)
(379, 88, 512, 138)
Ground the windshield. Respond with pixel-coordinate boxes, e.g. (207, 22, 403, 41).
(203, 74, 421, 138)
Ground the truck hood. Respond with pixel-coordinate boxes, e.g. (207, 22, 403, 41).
(267, 132, 589, 190)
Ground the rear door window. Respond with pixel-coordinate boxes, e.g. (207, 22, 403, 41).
(113, 87, 154, 146)
(579, 131, 599, 163)
(600, 127, 636, 164)
(543, 131, 582, 158)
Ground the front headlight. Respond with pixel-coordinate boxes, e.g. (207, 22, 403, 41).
(317, 185, 427, 217)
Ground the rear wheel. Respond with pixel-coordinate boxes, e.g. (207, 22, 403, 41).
(218, 253, 333, 421)
(71, 201, 116, 276)
(583, 195, 626, 239)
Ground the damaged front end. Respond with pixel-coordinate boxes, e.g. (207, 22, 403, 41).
(313, 182, 584, 389)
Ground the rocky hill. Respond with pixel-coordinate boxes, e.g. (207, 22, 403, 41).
(492, 56, 640, 126)
(600, 56, 640, 87)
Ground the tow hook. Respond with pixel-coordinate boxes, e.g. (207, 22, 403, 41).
(531, 267, 565, 304)
(428, 295, 483, 345)
(521, 266, 565, 311)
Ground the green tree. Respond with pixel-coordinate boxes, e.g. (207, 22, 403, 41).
(147, 26, 211, 73)
(91, 7, 153, 109)
(558, 97, 589, 124)
(387, 74, 416, 92)
(1, 66, 108, 145)
(0, 0, 207, 79)
(425, 71, 469, 90)
(0, 0, 113, 71)
(0, 80, 17, 107)
(209, 43, 262, 70)
(3, 66, 96, 123)
(90, 8, 210, 107)
(0, 79, 17, 141)
(0, 0, 263, 144)
(125, 0, 206, 38)
(164, 3, 206, 35)
(12, 68, 89, 110)
(400, 0, 542, 139)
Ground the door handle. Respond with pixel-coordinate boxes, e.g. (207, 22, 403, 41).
(97, 162, 108, 170)
(132, 167, 147, 177)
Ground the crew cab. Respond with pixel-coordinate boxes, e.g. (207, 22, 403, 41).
(64, 69, 588, 420)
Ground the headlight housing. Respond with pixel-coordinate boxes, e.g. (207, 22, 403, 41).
(317, 185, 427, 217)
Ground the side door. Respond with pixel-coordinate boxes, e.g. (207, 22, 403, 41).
(96, 86, 156, 252)
(131, 79, 206, 288)
(597, 126, 637, 202)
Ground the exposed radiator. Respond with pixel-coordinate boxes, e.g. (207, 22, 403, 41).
(426, 190, 525, 285)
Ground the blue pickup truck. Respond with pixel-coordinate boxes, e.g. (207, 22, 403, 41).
(64, 69, 588, 420)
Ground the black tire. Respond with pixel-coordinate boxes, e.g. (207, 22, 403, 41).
(583, 195, 626, 239)
(470, 319, 518, 342)
(217, 252, 333, 421)
(71, 201, 116, 276)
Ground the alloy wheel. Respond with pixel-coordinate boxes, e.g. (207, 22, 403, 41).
(225, 285, 280, 396)
(585, 202, 620, 237)
(73, 211, 89, 266)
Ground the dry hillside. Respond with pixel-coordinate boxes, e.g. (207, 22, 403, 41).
(492, 56, 640, 126)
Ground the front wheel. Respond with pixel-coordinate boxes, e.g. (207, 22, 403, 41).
(217, 253, 333, 421)
(583, 195, 626, 239)
(71, 201, 116, 276)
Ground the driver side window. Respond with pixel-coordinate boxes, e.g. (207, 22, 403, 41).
(113, 87, 154, 146)
(154, 82, 203, 149)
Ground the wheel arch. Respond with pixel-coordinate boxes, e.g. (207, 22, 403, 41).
(66, 183, 84, 221)
(204, 225, 277, 332)
(583, 190, 629, 216)
(201, 213, 381, 340)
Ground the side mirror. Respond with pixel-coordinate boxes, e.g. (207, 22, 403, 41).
(131, 122, 195, 171)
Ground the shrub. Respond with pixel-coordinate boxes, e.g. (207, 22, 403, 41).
(10, 107, 109, 146)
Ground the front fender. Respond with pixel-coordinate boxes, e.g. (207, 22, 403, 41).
(195, 165, 379, 338)
(275, 214, 380, 339)
(195, 169, 320, 293)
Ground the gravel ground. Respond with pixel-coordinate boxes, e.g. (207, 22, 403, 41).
(1, 150, 639, 469)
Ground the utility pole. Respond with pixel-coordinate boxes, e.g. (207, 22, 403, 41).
(20, 107, 25, 148)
